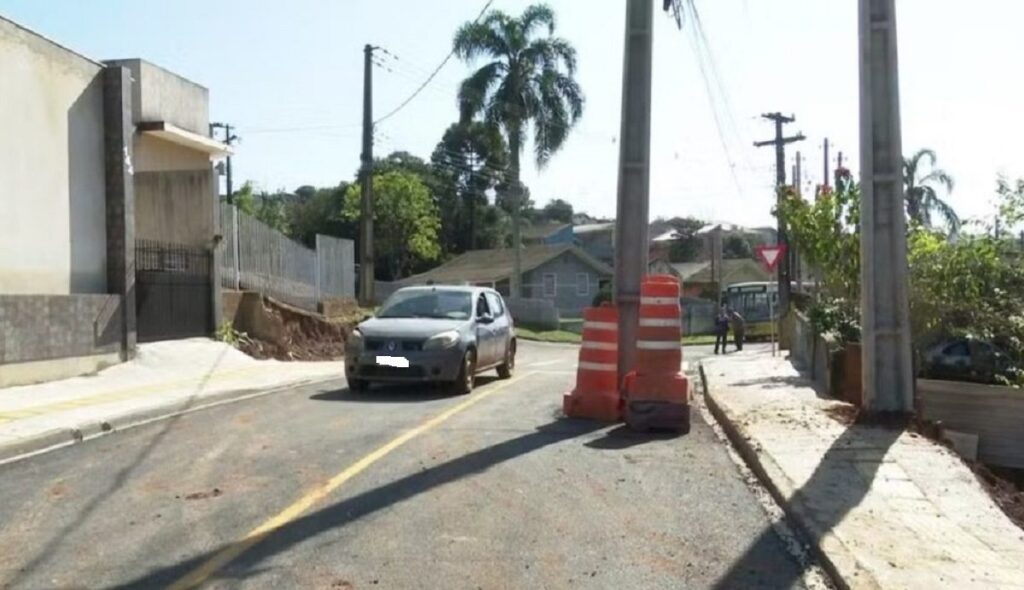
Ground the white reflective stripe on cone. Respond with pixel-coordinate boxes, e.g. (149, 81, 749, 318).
(578, 361, 617, 372)
(582, 321, 617, 331)
(640, 296, 677, 305)
(637, 341, 680, 350)
(581, 341, 617, 350)
(639, 318, 679, 327)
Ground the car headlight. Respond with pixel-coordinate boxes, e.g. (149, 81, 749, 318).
(423, 330, 460, 351)
(348, 329, 364, 349)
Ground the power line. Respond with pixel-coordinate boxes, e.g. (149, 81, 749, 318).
(374, 0, 494, 125)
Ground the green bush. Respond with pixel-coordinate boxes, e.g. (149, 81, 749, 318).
(592, 283, 612, 307)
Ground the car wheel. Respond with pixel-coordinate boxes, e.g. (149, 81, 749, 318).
(497, 340, 516, 379)
(451, 350, 476, 395)
(348, 378, 369, 393)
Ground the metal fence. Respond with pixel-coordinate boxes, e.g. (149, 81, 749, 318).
(220, 204, 355, 311)
(135, 240, 213, 341)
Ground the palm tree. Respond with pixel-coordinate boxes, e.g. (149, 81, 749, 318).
(903, 148, 958, 232)
(454, 3, 584, 297)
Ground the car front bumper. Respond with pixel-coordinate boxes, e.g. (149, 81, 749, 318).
(346, 346, 465, 383)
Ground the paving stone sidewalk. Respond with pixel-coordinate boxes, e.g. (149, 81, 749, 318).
(701, 349, 1024, 590)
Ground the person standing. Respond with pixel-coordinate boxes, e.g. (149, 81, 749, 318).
(714, 304, 730, 355)
(729, 307, 746, 351)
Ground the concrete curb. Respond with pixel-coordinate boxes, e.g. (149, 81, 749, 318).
(698, 362, 870, 590)
(0, 375, 343, 466)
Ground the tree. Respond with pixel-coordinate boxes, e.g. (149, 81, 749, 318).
(903, 148, 958, 232)
(996, 174, 1024, 230)
(454, 3, 585, 295)
(342, 171, 441, 280)
(232, 181, 288, 233)
(431, 121, 508, 253)
(287, 183, 355, 247)
(666, 217, 706, 263)
(373, 150, 435, 179)
(722, 234, 753, 259)
(776, 179, 862, 342)
(541, 198, 574, 223)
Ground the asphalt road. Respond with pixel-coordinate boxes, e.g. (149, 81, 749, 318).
(0, 342, 809, 589)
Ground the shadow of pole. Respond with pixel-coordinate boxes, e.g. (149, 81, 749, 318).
(5, 344, 233, 588)
(109, 418, 604, 589)
(711, 421, 906, 589)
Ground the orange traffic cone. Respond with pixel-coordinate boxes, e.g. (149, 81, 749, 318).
(563, 305, 621, 422)
(623, 274, 691, 433)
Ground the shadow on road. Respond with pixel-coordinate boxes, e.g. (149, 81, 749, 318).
(583, 424, 683, 450)
(109, 418, 604, 589)
(310, 377, 502, 403)
(3, 343, 233, 590)
(711, 420, 905, 589)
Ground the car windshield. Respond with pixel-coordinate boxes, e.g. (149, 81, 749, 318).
(377, 290, 472, 320)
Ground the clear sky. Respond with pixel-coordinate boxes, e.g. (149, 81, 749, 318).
(5, 0, 1023, 228)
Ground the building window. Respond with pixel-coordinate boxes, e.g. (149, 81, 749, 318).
(576, 273, 589, 296)
(543, 273, 557, 298)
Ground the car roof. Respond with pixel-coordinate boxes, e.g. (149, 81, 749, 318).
(394, 284, 497, 296)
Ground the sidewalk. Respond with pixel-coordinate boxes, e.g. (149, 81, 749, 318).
(701, 349, 1024, 590)
(0, 339, 343, 463)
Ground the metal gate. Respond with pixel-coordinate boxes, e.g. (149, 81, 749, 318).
(135, 240, 212, 342)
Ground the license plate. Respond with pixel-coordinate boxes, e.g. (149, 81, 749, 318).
(376, 356, 410, 368)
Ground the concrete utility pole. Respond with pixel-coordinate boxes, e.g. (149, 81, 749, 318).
(210, 123, 237, 203)
(614, 0, 654, 387)
(859, 0, 914, 412)
(754, 113, 805, 312)
(211, 122, 241, 290)
(359, 44, 376, 305)
(790, 151, 798, 290)
(823, 138, 831, 191)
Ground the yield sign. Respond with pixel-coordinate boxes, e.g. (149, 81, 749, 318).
(756, 244, 787, 272)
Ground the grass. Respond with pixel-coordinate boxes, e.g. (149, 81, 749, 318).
(515, 325, 583, 344)
(516, 325, 720, 346)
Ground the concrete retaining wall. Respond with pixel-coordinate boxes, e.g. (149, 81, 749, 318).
(918, 379, 1024, 469)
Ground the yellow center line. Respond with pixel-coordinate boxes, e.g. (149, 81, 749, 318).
(167, 372, 531, 590)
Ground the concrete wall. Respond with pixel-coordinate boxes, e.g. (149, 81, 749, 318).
(0, 17, 107, 295)
(0, 294, 123, 386)
(108, 59, 216, 249)
(522, 253, 610, 316)
(105, 59, 209, 135)
(134, 133, 211, 172)
(918, 379, 1024, 469)
(135, 170, 215, 246)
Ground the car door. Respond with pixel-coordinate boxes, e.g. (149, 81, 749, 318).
(485, 292, 511, 362)
(474, 294, 496, 366)
(939, 340, 971, 379)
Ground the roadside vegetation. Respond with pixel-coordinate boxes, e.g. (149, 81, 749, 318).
(779, 154, 1024, 386)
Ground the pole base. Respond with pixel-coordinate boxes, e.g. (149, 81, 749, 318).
(624, 401, 690, 434)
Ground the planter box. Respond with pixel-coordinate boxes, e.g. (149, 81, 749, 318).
(835, 343, 862, 406)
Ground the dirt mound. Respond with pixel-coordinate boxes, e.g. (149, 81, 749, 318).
(234, 295, 362, 361)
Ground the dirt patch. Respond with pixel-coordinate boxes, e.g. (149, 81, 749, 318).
(235, 295, 364, 361)
(180, 488, 222, 501)
(973, 464, 1024, 530)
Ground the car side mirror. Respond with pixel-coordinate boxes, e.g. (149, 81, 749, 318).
(478, 313, 494, 324)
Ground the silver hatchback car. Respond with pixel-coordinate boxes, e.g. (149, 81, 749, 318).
(345, 286, 516, 394)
